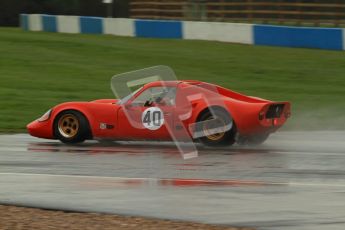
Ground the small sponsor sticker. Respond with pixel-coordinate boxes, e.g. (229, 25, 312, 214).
(100, 123, 107, 129)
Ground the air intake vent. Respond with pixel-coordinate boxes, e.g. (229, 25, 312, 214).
(266, 104, 285, 119)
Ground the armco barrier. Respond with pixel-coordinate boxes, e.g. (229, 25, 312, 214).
(343, 29, 345, 50)
(254, 25, 344, 51)
(42, 15, 57, 32)
(135, 20, 183, 39)
(80, 16, 103, 34)
(20, 14, 29, 31)
(20, 14, 345, 51)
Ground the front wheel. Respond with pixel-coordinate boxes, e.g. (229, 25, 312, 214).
(54, 110, 91, 144)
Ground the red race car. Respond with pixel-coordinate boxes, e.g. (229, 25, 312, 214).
(27, 67, 291, 146)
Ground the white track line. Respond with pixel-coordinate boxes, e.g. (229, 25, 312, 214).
(1, 172, 345, 188)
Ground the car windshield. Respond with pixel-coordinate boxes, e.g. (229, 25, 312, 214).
(111, 66, 178, 104)
(116, 87, 143, 105)
(131, 86, 176, 106)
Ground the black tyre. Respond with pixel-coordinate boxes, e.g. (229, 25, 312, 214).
(197, 108, 236, 146)
(54, 110, 91, 144)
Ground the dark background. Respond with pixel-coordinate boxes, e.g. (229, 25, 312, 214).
(0, 0, 129, 27)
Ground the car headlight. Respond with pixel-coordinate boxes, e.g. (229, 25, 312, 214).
(37, 109, 52, 122)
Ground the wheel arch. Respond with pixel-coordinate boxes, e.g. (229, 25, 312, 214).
(196, 105, 232, 122)
(52, 108, 93, 139)
(195, 105, 237, 132)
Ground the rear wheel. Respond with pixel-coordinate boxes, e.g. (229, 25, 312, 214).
(54, 110, 91, 144)
(197, 109, 236, 146)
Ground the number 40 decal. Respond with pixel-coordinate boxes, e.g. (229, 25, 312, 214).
(142, 107, 164, 130)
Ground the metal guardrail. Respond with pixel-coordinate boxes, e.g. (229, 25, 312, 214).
(129, 0, 345, 27)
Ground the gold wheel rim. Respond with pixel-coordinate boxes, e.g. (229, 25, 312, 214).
(58, 114, 79, 138)
(202, 116, 226, 141)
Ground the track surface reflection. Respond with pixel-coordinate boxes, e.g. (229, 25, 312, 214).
(1, 132, 345, 230)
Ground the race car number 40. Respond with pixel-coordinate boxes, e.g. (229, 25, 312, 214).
(142, 107, 164, 130)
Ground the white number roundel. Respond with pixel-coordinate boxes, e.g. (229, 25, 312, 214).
(142, 107, 164, 130)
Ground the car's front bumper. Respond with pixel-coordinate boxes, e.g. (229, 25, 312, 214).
(27, 120, 54, 139)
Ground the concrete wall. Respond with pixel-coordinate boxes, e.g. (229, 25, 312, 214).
(103, 18, 134, 37)
(57, 16, 80, 33)
(28, 14, 42, 31)
(183, 21, 253, 44)
(20, 14, 345, 51)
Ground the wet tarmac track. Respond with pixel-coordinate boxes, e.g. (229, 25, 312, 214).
(0, 132, 345, 230)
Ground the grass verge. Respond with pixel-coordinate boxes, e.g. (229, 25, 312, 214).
(1, 27, 345, 132)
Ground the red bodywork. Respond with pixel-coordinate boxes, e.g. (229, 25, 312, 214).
(27, 81, 291, 142)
